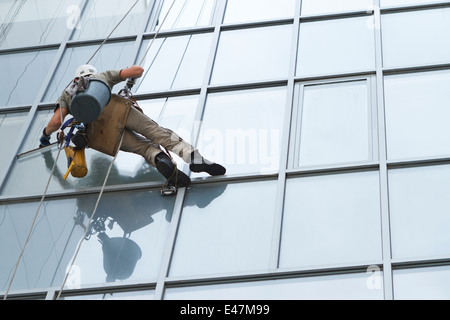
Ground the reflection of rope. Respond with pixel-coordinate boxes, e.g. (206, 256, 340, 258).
(55, 134, 124, 300)
(0, 0, 26, 48)
(138, 0, 177, 67)
(2, 0, 140, 300)
(3, 136, 63, 300)
(86, 0, 140, 65)
(6, 51, 41, 105)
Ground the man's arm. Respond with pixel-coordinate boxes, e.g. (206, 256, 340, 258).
(46, 105, 69, 135)
(39, 105, 69, 147)
(119, 65, 144, 80)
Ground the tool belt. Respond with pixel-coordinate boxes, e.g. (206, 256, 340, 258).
(84, 94, 132, 156)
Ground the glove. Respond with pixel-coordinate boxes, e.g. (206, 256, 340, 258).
(39, 127, 51, 148)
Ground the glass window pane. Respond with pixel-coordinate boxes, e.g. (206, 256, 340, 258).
(1, 49, 57, 107)
(169, 180, 277, 278)
(2, 95, 199, 197)
(17, 109, 54, 155)
(136, 33, 213, 93)
(135, 95, 199, 168)
(394, 266, 450, 300)
(0, 0, 83, 49)
(165, 272, 384, 300)
(301, 0, 373, 16)
(295, 80, 375, 168)
(71, 0, 149, 41)
(196, 87, 287, 176)
(150, 0, 216, 31)
(0, 199, 85, 292)
(389, 165, 450, 260)
(279, 171, 382, 268)
(0, 111, 28, 181)
(381, 0, 450, 7)
(211, 25, 293, 85)
(43, 41, 134, 103)
(382, 8, 450, 68)
(297, 17, 376, 77)
(384, 70, 450, 161)
(224, 0, 296, 24)
(0, 190, 174, 292)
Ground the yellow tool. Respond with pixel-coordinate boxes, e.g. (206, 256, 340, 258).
(64, 146, 88, 180)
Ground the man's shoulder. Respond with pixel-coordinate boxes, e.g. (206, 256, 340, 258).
(93, 70, 122, 88)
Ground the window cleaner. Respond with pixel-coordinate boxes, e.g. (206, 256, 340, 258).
(39, 64, 226, 196)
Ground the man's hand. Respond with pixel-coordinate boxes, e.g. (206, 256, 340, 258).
(39, 128, 51, 148)
(120, 65, 144, 81)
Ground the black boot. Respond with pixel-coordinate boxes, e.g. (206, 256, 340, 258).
(189, 151, 226, 176)
(155, 152, 191, 192)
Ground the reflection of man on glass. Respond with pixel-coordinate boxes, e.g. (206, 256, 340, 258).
(39, 64, 226, 192)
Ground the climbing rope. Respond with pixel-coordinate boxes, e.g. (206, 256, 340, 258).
(55, 0, 178, 299)
(139, 0, 177, 67)
(2, 0, 144, 300)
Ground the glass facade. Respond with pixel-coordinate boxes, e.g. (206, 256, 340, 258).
(1, 0, 450, 301)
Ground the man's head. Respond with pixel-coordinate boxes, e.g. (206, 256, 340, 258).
(74, 64, 97, 79)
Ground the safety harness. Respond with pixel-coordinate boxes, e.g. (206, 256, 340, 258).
(59, 118, 88, 180)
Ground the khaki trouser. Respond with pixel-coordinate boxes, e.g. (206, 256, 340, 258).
(120, 106, 196, 167)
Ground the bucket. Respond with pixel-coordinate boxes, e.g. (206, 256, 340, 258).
(70, 79, 111, 123)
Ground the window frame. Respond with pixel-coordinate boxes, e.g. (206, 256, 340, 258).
(289, 76, 379, 170)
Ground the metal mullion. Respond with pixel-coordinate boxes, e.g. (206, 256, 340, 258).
(269, 0, 302, 271)
(392, 256, 450, 269)
(142, 25, 215, 39)
(192, 0, 228, 147)
(53, 280, 158, 300)
(163, 260, 384, 291)
(0, 171, 279, 206)
(220, 17, 295, 31)
(0, 43, 60, 55)
(383, 62, 450, 76)
(373, 0, 394, 300)
(153, 0, 229, 300)
(295, 70, 377, 83)
(0, 105, 31, 113)
(300, 9, 374, 23)
(131, 0, 158, 66)
(153, 188, 186, 300)
(65, 35, 138, 48)
(286, 163, 380, 179)
(207, 79, 288, 94)
(380, 1, 450, 14)
(147, 0, 165, 32)
(133, 88, 201, 100)
(387, 156, 450, 170)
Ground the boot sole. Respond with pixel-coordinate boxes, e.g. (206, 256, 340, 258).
(189, 163, 226, 176)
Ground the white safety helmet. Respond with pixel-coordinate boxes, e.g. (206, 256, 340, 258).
(74, 64, 97, 78)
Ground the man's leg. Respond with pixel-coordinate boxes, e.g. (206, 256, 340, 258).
(125, 107, 226, 176)
(120, 129, 191, 188)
